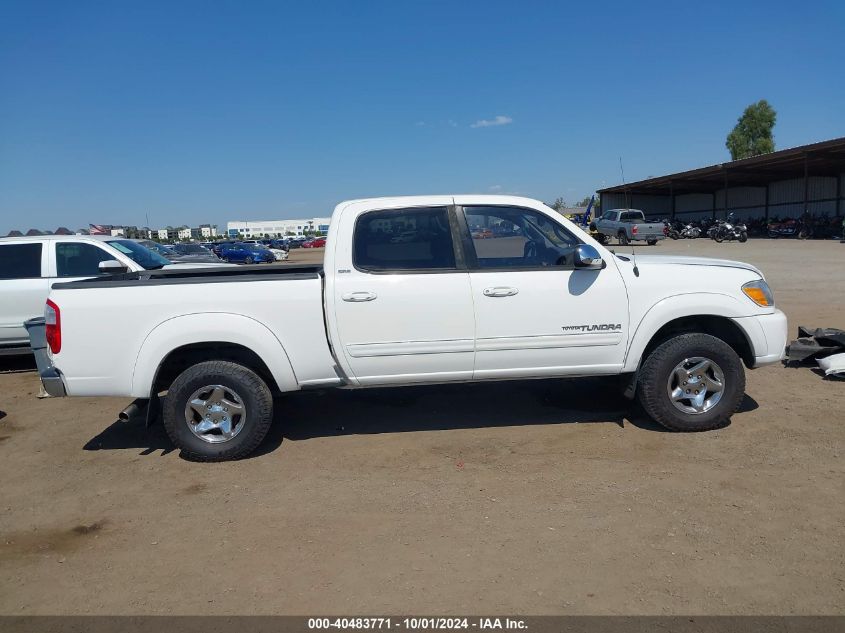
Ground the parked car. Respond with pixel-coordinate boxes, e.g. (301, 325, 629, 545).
(0, 235, 203, 354)
(592, 209, 666, 245)
(267, 247, 289, 261)
(29, 195, 787, 461)
(302, 237, 327, 248)
(218, 242, 275, 264)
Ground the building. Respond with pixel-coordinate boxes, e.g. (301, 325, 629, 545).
(598, 137, 845, 222)
(176, 226, 192, 240)
(157, 227, 172, 240)
(226, 217, 331, 238)
(199, 224, 218, 238)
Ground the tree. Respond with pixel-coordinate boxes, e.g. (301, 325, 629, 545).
(548, 197, 566, 212)
(726, 100, 776, 160)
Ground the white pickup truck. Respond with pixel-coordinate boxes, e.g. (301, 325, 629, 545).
(28, 196, 787, 461)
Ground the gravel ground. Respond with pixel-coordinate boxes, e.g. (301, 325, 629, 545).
(0, 239, 842, 615)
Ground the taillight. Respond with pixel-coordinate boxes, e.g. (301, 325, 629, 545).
(632, 225, 638, 235)
(45, 299, 61, 354)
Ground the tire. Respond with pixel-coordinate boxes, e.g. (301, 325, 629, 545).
(244, 256, 254, 264)
(637, 333, 745, 432)
(714, 230, 724, 243)
(739, 231, 748, 243)
(647, 239, 658, 246)
(595, 233, 608, 245)
(163, 360, 274, 462)
(222, 257, 230, 262)
(618, 231, 629, 246)
(668, 231, 679, 240)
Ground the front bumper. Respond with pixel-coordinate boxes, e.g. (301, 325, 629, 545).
(24, 317, 67, 397)
(732, 310, 788, 368)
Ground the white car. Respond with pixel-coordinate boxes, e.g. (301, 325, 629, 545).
(0, 234, 223, 354)
(29, 196, 787, 460)
(268, 248, 289, 261)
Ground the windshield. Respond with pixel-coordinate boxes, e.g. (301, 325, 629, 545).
(107, 240, 172, 270)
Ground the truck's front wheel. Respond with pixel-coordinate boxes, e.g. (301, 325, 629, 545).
(637, 333, 745, 432)
(163, 360, 273, 461)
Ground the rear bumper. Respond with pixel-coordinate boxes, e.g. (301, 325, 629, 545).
(24, 317, 67, 397)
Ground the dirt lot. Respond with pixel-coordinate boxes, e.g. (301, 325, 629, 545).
(0, 239, 842, 615)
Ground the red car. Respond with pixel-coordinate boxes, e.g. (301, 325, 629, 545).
(302, 237, 326, 248)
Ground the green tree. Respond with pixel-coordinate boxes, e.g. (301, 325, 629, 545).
(726, 100, 776, 160)
(548, 197, 566, 212)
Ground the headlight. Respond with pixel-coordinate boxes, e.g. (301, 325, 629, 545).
(742, 280, 774, 307)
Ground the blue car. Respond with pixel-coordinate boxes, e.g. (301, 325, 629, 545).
(219, 242, 275, 264)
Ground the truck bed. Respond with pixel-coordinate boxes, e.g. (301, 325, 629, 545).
(51, 263, 324, 290)
(47, 263, 338, 397)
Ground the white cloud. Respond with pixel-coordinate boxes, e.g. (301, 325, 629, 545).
(470, 115, 513, 128)
(488, 185, 502, 191)
(448, 119, 458, 127)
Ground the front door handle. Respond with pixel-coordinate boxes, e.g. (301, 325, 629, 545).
(483, 286, 519, 297)
(342, 291, 378, 302)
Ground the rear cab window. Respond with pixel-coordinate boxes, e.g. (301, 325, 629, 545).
(55, 242, 117, 277)
(0, 243, 43, 279)
(353, 207, 456, 272)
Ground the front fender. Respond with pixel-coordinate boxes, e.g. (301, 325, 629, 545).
(130, 312, 299, 398)
(622, 292, 754, 373)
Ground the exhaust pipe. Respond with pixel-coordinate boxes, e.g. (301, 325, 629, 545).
(119, 399, 148, 422)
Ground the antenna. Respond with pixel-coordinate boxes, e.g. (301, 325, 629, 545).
(619, 156, 639, 277)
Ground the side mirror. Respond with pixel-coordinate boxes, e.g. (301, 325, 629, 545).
(574, 244, 603, 270)
(98, 260, 128, 274)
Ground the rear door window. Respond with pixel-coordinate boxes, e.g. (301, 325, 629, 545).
(56, 242, 117, 277)
(0, 243, 43, 279)
(353, 207, 456, 271)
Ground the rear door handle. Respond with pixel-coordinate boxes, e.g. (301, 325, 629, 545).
(483, 286, 519, 297)
(342, 291, 378, 302)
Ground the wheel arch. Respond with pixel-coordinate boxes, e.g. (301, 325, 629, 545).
(624, 294, 756, 373)
(131, 312, 299, 398)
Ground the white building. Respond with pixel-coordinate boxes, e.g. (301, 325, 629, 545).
(199, 224, 218, 238)
(226, 217, 331, 238)
(157, 228, 170, 240)
(177, 227, 192, 240)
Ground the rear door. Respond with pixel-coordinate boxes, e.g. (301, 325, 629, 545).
(455, 201, 629, 378)
(328, 202, 476, 385)
(0, 241, 49, 348)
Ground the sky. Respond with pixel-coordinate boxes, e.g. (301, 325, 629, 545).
(1, 0, 844, 234)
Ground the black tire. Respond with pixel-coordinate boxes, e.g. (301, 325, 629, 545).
(637, 333, 745, 432)
(618, 231, 629, 246)
(647, 239, 658, 246)
(163, 360, 273, 462)
(738, 231, 748, 243)
(244, 256, 254, 264)
(668, 230, 679, 240)
(595, 233, 608, 245)
(714, 230, 724, 243)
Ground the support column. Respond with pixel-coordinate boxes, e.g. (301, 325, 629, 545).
(723, 169, 729, 218)
(669, 181, 675, 219)
(803, 153, 809, 217)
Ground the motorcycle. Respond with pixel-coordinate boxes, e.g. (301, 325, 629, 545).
(713, 215, 748, 243)
(768, 217, 813, 239)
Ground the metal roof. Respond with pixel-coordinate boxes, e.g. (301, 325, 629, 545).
(598, 137, 845, 195)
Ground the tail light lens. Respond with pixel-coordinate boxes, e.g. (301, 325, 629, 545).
(632, 225, 638, 235)
(45, 299, 61, 354)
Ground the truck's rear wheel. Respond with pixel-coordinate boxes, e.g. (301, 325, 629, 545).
(618, 231, 629, 245)
(163, 360, 273, 461)
(647, 239, 658, 246)
(637, 333, 745, 432)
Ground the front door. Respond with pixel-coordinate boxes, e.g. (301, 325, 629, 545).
(330, 204, 476, 386)
(455, 202, 629, 379)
